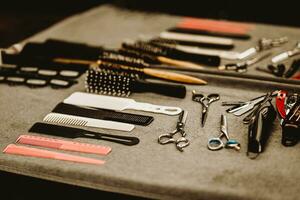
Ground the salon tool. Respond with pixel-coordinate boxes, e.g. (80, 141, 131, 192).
(64, 92, 182, 116)
(168, 27, 251, 40)
(85, 67, 186, 98)
(192, 90, 220, 127)
(218, 52, 272, 73)
(16, 135, 111, 155)
(43, 113, 135, 132)
(256, 64, 286, 77)
(276, 90, 287, 120)
(150, 39, 239, 60)
(176, 17, 253, 36)
(224, 95, 268, 116)
(224, 91, 279, 116)
(158, 110, 189, 151)
(0, 65, 77, 88)
(247, 101, 276, 159)
(284, 59, 300, 78)
(122, 41, 221, 66)
(118, 47, 205, 70)
(3, 144, 105, 165)
(282, 100, 300, 146)
(159, 31, 234, 50)
(52, 103, 154, 126)
(96, 61, 207, 85)
(238, 37, 288, 60)
(207, 115, 240, 151)
(272, 42, 300, 63)
(243, 92, 274, 124)
(29, 123, 140, 146)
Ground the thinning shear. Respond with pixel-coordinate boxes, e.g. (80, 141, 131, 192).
(207, 115, 240, 151)
(192, 90, 220, 127)
(158, 110, 189, 151)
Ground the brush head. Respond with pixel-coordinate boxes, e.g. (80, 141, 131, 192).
(85, 67, 139, 97)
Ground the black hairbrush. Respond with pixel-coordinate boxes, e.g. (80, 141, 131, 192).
(122, 41, 220, 66)
(85, 68, 186, 98)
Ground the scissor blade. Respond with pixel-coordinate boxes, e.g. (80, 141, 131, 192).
(201, 111, 207, 127)
(227, 103, 248, 113)
(220, 115, 229, 140)
(231, 96, 266, 116)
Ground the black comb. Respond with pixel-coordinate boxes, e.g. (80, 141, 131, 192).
(53, 103, 154, 126)
(85, 68, 186, 98)
(29, 123, 139, 146)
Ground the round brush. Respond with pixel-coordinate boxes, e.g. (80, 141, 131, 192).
(85, 68, 186, 98)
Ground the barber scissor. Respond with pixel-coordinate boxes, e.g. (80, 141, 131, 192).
(192, 90, 220, 127)
(158, 110, 189, 151)
(207, 115, 240, 151)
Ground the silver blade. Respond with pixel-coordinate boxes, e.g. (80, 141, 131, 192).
(232, 96, 266, 116)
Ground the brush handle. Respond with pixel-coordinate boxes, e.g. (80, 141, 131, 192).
(157, 56, 204, 70)
(143, 68, 207, 85)
(133, 80, 186, 98)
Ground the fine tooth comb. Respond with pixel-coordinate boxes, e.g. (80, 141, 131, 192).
(43, 113, 135, 132)
(63, 92, 182, 116)
(85, 68, 186, 98)
(52, 103, 154, 126)
(29, 123, 140, 146)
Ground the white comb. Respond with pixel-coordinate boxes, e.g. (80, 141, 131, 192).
(43, 113, 135, 132)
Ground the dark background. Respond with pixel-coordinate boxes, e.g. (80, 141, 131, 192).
(0, 0, 299, 47)
(1, 1, 299, 199)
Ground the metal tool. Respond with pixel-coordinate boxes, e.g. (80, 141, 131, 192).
(238, 37, 288, 60)
(223, 91, 279, 116)
(242, 92, 273, 124)
(192, 91, 220, 127)
(207, 115, 240, 151)
(272, 42, 300, 63)
(256, 64, 286, 77)
(158, 110, 189, 151)
(223, 95, 266, 116)
(218, 52, 272, 73)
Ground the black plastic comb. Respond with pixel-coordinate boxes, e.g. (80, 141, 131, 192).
(29, 123, 139, 146)
(85, 68, 186, 98)
(52, 103, 154, 126)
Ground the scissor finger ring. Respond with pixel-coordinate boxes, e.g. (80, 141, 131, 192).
(158, 134, 176, 144)
(176, 137, 190, 151)
(225, 139, 241, 150)
(207, 137, 224, 151)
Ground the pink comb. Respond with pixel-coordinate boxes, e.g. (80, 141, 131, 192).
(16, 135, 111, 155)
(3, 144, 105, 165)
(177, 17, 253, 34)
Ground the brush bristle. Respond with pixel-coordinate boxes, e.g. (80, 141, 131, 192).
(85, 68, 137, 97)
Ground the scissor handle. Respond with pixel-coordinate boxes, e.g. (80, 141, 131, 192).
(176, 137, 190, 152)
(207, 137, 224, 151)
(158, 134, 175, 144)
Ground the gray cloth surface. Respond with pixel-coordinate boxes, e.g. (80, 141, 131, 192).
(1, 4, 300, 200)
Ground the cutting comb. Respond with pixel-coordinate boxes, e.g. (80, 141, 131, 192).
(52, 103, 154, 126)
(43, 113, 135, 132)
(85, 68, 186, 98)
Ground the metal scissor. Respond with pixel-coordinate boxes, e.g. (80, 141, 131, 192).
(192, 90, 220, 127)
(158, 110, 189, 151)
(222, 91, 279, 116)
(207, 115, 241, 151)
